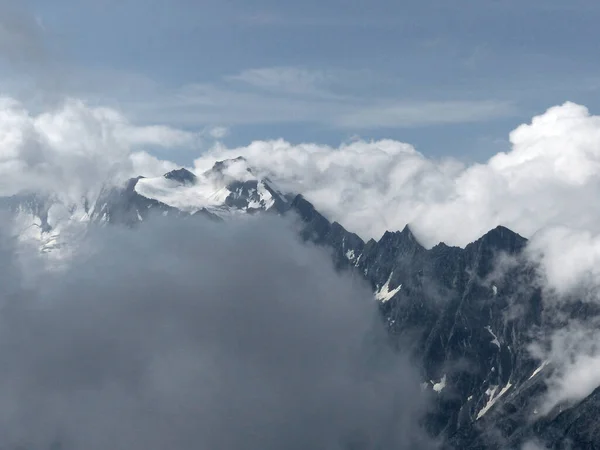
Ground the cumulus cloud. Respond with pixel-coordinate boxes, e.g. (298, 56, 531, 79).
(130, 151, 180, 178)
(525, 227, 600, 297)
(0, 96, 198, 203)
(192, 102, 600, 249)
(0, 215, 434, 450)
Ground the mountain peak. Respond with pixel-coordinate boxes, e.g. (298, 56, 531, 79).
(380, 224, 422, 246)
(474, 225, 527, 254)
(164, 168, 197, 185)
(126, 176, 145, 192)
(208, 157, 250, 175)
(401, 224, 417, 240)
(131, 157, 288, 218)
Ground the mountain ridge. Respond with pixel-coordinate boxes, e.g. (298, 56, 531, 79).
(2, 158, 597, 449)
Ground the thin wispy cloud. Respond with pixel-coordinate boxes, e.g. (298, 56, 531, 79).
(225, 67, 341, 98)
(334, 99, 517, 129)
(117, 67, 518, 130)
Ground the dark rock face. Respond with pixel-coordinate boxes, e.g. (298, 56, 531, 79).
(224, 179, 290, 214)
(290, 195, 364, 270)
(91, 176, 179, 225)
(164, 168, 197, 184)
(287, 196, 600, 449)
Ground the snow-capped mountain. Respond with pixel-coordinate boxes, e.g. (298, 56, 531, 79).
(3, 157, 600, 449)
(133, 156, 290, 218)
(5, 157, 292, 254)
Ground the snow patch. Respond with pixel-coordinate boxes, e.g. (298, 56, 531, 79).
(476, 382, 512, 420)
(528, 361, 549, 380)
(492, 285, 498, 296)
(135, 175, 230, 213)
(135, 161, 282, 216)
(375, 272, 402, 302)
(254, 181, 276, 209)
(432, 375, 447, 393)
(485, 326, 501, 348)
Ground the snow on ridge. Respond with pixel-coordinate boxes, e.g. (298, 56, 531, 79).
(528, 361, 549, 380)
(485, 326, 501, 348)
(135, 175, 230, 213)
(13, 202, 91, 261)
(476, 382, 512, 420)
(135, 158, 283, 214)
(375, 272, 402, 302)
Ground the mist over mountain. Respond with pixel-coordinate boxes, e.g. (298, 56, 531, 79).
(3, 0, 600, 446)
(1, 89, 600, 450)
(0, 214, 445, 450)
(1, 137, 600, 449)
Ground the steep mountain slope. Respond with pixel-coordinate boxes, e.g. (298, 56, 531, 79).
(290, 194, 600, 449)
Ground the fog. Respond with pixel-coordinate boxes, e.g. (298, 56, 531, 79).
(0, 215, 434, 450)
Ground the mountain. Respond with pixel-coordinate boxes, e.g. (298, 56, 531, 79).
(2, 157, 599, 448)
(292, 191, 600, 449)
(132, 157, 290, 218)
(6, 158, 292, 254)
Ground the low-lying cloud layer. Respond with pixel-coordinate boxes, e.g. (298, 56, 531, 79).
(0, 216, 433, 450)
(8, 93, 600, 437)
(194, 102, 600, 251)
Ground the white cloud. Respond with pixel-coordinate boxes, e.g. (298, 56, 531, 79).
(529, 322, 600, 415)
(194, 139, 463, 243)
(526, 227, 600, 296)
(192, 102, 600, 249)
(207, 126, 229, 139)
(0, 96, 197, 203)
(129, 151, 180, 178)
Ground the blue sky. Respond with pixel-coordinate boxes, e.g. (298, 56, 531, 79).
(4, 0, 600, 163)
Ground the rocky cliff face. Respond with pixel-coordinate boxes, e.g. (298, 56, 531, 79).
(290, 192, 600, 449)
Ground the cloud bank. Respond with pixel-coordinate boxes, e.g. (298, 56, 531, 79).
(0, 96, 197, 203)
(0, 216, 433, 450)
(8, 93, 600, 435)
(193, 102, 600, 249)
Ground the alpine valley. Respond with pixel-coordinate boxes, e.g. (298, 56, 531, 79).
(5, 157, 599, 450)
